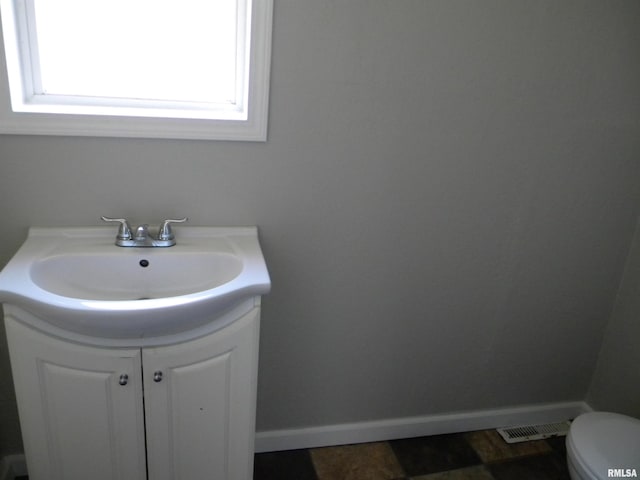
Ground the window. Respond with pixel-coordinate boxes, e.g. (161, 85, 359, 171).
(0, 0, 273, 140)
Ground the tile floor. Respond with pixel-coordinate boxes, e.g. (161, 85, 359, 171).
(253, 429, 571, 480)
(14, 429, 570, 480)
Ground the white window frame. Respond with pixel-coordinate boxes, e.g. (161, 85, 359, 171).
(0, 0, 273, 141)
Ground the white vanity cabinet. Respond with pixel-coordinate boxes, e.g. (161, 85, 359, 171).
(4, 306, 260, 480)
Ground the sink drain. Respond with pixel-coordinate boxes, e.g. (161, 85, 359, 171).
(139, 259, 150, 267)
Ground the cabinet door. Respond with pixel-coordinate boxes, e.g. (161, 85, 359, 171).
(143, 308, 260, 480)
(4, 318, 147, 480)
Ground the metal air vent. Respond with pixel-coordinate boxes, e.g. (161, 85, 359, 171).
(496, 421, 571, 444)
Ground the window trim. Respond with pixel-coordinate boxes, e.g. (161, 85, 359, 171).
(0, 0, 273, 141)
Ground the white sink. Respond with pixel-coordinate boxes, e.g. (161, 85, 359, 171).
(0, 227, 270, 341)
(31, 251, 243, 301)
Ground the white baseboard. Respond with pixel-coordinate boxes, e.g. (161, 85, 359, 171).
(0, 454, 26, 480)
(0, 402, 594, 467)
(255, 400, 593, 453)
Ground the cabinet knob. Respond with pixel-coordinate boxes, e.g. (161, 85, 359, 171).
(153, 371, 163, 383)
(119, 374, 129, 386)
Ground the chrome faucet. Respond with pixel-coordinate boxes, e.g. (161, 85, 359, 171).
(101, 217, 188, 247)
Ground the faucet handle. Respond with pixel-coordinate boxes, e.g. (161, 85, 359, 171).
(157, 218, 188, 241)
(101, 216, 133, 240)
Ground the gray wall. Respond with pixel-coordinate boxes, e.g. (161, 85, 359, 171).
(588, 218, 640, 418)
(1, 0, 640, 455)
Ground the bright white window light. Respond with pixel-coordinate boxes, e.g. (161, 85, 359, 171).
(0, 0, 273, 140)
(34, 0, 238, 104)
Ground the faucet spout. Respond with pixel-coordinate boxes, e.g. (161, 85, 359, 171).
(134, 224, 149, 241)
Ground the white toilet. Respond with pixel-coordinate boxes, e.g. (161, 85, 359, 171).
(566, 412, 640, 480)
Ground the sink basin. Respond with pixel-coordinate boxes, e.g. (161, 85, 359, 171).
(0, 227, 270, 341)
(31, 252, 243, 301)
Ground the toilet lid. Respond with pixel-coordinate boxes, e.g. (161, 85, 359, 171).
(569, 412, 640, 477)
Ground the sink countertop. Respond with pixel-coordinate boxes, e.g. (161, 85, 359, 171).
(0, 226, 271, 344)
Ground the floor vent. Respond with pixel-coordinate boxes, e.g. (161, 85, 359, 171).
(496, 421, 571, 444)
